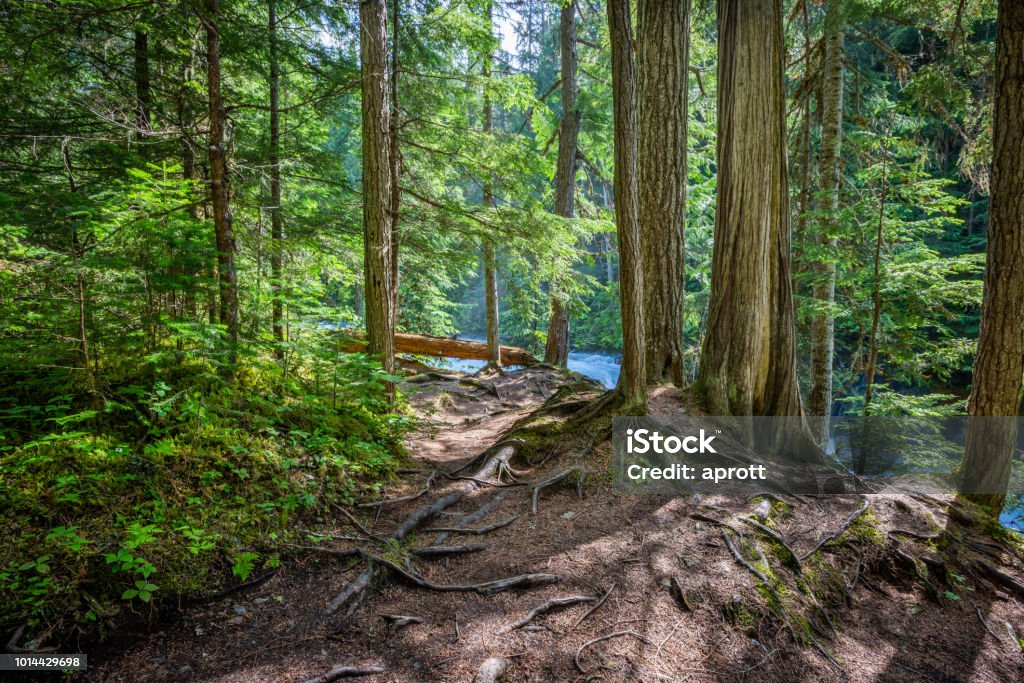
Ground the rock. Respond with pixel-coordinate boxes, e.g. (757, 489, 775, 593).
(226, 616, 244, 626)
(231, 604, 247, 616)
(561, 511, 577, 519)
(178, 664, 192, 675)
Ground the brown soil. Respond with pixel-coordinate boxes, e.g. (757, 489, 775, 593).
(85, 367, 1024, 682)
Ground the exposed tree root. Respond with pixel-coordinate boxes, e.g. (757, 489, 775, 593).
(412, 543, 489, 557)
(496, 595, 596, 634)
(974, 558, 1024, 599)
(574, 630, 651, 674)
(424, 515, 520, 536)
(799, 498, 870, 561)
(429, 492, 510, 545)
(573, 583, 615, 629)
(299, 665, 386, 682)
(357, 471, 437, 509)
(532, 467, 581, 514)
(381, 614, 422, 638)
(366, 551, 561, 594)
(740, 516, 802, 574)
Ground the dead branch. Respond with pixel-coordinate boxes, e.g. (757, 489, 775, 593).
(332, 504, 383, 541)
(497, 595, 596, 634)
(299, 665, 386, 682)
(799, 498, 870, 561)
(573, 582, 616, 629)
(532, 467, 580, 514)
(574, 630, 651, 674)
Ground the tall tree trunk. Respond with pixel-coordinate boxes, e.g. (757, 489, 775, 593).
(360, 0, 397, 393)
(543, 1, 579, 367)
(607, 0, 646, 412)
(960, 0, 1024, 516)
(389, 0, 401, 335)
(482, 0, 500, 368)
(698, 0, 803, 420)
(269, 0, 285, 359)
(202, 0, 239, 361)
(637, 0, 689, 386)
(134, 28, 152, 131)
(807, 0, 845, 440)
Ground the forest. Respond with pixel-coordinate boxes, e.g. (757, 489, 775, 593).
(2, 0, 1024, 681)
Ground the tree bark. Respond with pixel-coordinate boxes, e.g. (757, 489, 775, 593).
(202, 0, 239, 360)
(607, 0, 646, 412)
(269, 0, 285, 359)
(808, 0, 845, 440)
(698, 0, 803, 421)
(637, 0, 689, 386)
(543, 1, 579, 368)
(360, 0, 397, 388)
(960, 0, 1024, 516)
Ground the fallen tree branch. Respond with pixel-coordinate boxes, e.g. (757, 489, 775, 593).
(497, 595, 595, 634)
(799, 498, 870, 561)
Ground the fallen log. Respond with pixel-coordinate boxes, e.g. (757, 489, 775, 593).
(337, 331, 539, 367)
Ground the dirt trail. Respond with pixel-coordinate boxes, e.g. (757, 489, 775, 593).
(89, 368, 1024, 682)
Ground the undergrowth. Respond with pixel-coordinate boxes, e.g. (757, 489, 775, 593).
(0, 348, 409, 646)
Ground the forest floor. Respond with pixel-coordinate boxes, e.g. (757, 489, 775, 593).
(85, 366, 1024, 683)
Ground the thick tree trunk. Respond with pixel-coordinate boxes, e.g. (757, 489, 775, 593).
(482, 0, 500, 368)
(269, 0, 285, 359)
(607, 0, 646, 412)
(360, 0, 397, 386)
(637, 0, 689, 386)
(339, 332, 538, 367)
(698, 0, 803, 420)
(960, 0, 1024, 516)
(202, 0, 239, 359)
(808, 0, 845, 440)
(134, 29, 152, 131)
(543, 1, 579, 368)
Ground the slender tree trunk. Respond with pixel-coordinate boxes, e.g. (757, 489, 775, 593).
(269, 0, 285, 359)
(482, 0, 500, 367)
(857, 139, 888, 476)
(607, 0, 646, 412)
(808, 0, 845, 440)
(360, 0, 397, 393)
(637, 0, 688, 386)
(202, 0, 239, 362)
(698, 0, 803, 421)
(960, 0, 1024, 515)
(134, 29, 152, 131)
(543, 1, 578, 367)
